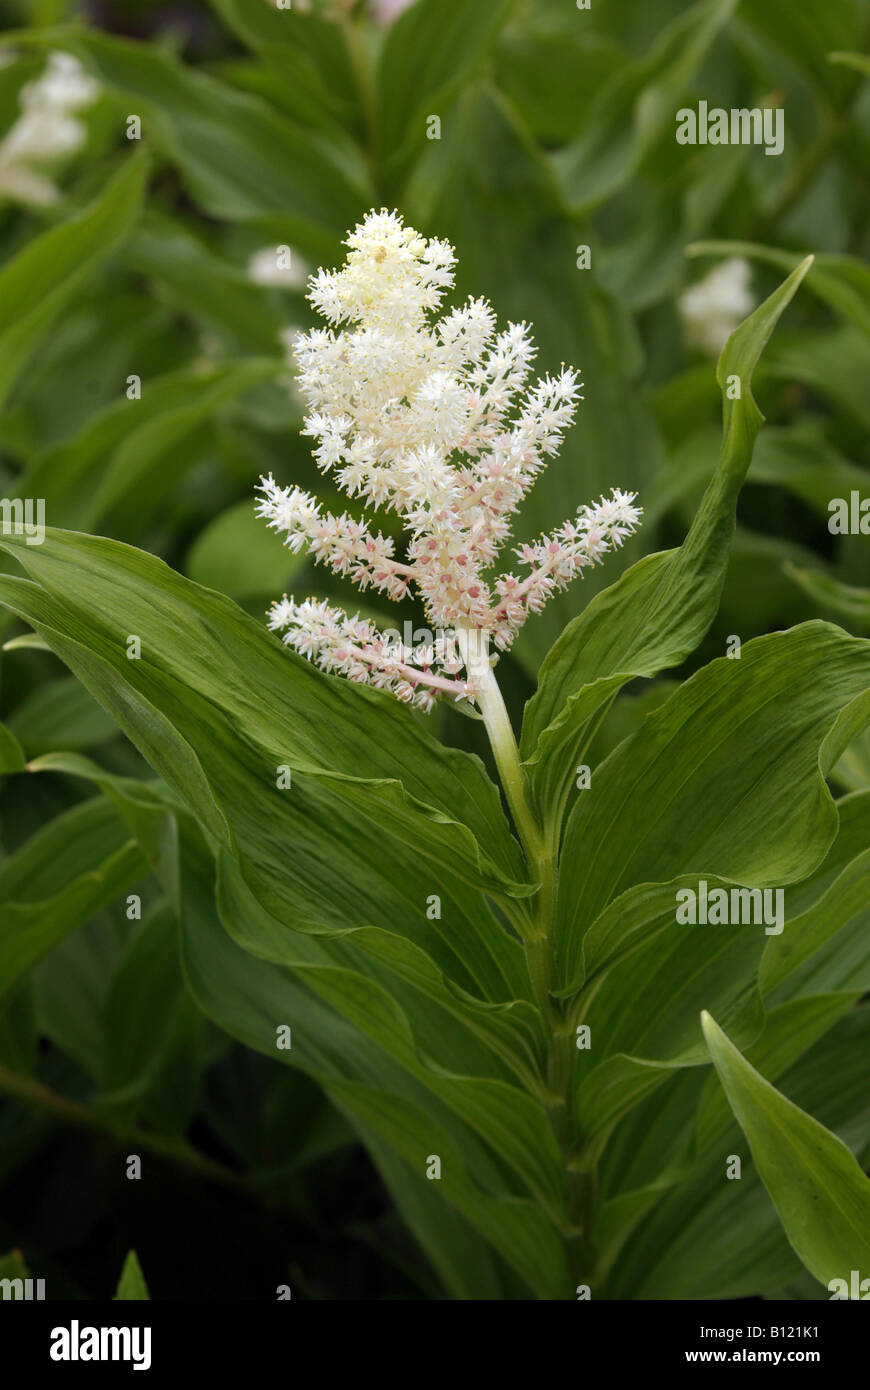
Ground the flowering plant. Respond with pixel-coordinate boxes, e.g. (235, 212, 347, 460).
(1, 0, 870, 1310)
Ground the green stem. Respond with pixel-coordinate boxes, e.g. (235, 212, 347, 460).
(463, 633, 595, 1284)
(0, 1063, 246, 1192)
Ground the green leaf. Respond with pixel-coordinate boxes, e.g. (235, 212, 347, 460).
(688, 240, 870, 339)
(114, 1250, 150, 1301)
(0, 1248, 30, 1283)
(648, 421, 867, 531)
(743, 2, 862, 101)
(607, 1007, 870, 1298)
(0, 532, 532, 903)
(376, 0, 513, 180)
(185, 499, 307, 600)
(552, 0, 738, 211)
(0, 152, 148, 409)
(177, 824, 565, 1298)
(126, 214, 291, 354)
(761, 848, 870, 998)
(0, 720, 25, 774)
(56, 30, 368, 236)
(702, 1011, 870, 1290)
(556, 624, 870, 990)
(829, 51, 870, 78)
(217, 847, 543, 1095)
(0, 800, 146, 1002)
(204, 0, 359, 138)
(520, 255, 814, 829)
(7, 676, 117, 755)
(98, 904, 201, 1128)
(18, 360, 284, 536)
(785, 566, 870, 631)
(694, 993, 860, 1154)
(35, 915, 124, 1081)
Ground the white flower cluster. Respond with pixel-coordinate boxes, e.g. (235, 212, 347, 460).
(679, 257, 754, 357)
(0, 51, 99, 207)
(258, 209, 641, 711)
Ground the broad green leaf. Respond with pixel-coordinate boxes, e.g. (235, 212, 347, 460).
(84, 361, 284, 538)
(556, 624, 870, 989)
(185, 499, 307, 600)
(177, 824, 565, 1298)
(7, 676, 116, 755)
(205, 0, 359, 137)
(743, 1, 862, 102)
(217, 848, 542, 1093)
(0, 982, 37, 1076)
(520, 255, 814, 830)
(376, 0, 513, 181)
(761, 848, 870, 998)
(0, 531, 532, 903)
(19, 362, 281, 534)
(327, 1077, 569, 1300)
(31, 746, 527, 1015)
(98, 904, 202, 1129)
(702, 1011, 870, 1290)
(114, 1250, 150, 1301)
(552, 0, 737, 211)
(358, 1130, 509, 1300)
(0, 813, 146, 1001)
(53, 30, 368, 237)
(765, 326, 870, 433)
(35, 914, 124, 1081)
(0, 793, 138, 900)
(694, 993, 860, 1153)
(646, 422, 867, 531)
(0, 152, 147, 408)
(215, 853, 563, 1223)
(126, 215, 292, 354)
(495, 29, 627, 146)
(25, 750, 187, 915)
(608, 1007, 870, 1298)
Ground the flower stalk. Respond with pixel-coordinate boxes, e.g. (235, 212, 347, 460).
(471, 650, 598, 1281)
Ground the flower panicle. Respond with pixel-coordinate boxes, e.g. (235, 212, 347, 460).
(267, 595, 475, 713)
(258, 208, 642, 709)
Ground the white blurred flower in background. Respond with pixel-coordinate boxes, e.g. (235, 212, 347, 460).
(0, 51, 99, 206)
(369, 0, 416, 27)
(247, 245, 310, 289)
(679, 258, 754, 357)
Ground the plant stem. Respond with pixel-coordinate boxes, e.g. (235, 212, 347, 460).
(463, 633, 594, 1284)
(0, 1062, 246, 1193)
